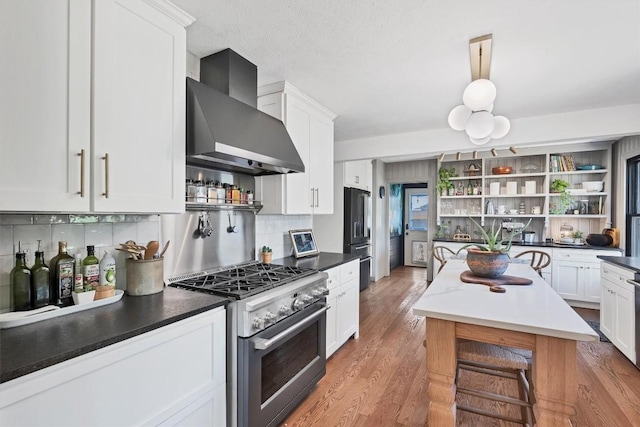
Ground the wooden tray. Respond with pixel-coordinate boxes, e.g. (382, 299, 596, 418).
(0, 290, 124, 329)
(460, 270, 532, 293)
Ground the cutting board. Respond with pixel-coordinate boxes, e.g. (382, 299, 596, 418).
(603, 228, 620, 248)
(460, 270, 533, 293)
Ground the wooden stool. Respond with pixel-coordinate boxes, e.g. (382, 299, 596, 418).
(456, 341, 535, 426)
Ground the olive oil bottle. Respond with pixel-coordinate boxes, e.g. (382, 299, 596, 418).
(82, 245, 100, 291)
(50, 241, 75, 307)
(10, 251, 31, 311)
(31, 249, 50, 308)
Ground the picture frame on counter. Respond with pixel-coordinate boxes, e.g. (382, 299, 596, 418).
(289, 229, 320, 258)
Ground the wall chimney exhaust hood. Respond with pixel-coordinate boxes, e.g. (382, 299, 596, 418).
(186, 49, 304, 175)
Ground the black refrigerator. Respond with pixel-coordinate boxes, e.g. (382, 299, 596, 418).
(344, 187, 371, 291)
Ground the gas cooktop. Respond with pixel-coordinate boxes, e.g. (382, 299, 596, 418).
(168, 262, 318, 299)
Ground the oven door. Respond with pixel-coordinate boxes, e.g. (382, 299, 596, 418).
(238, 301, 327, 427)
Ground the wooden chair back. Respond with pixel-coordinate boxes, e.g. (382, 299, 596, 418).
(433, 246, 456, 273)
(514, 250, 551, 277)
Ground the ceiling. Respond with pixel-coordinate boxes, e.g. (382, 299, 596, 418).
(173, 0, 640, 143)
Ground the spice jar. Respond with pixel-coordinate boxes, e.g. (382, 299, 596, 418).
(195, 180, 206, 203)
(206, 181, 216, 204)
(215, 182, 225, 204)
(246, 190, 254, 205)
(231, 185, 240, 204)
(185, 179, 196, 202)
(225, 184, 232, 204)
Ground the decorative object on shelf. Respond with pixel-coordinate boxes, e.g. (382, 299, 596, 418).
(447, 34, 510, 145)
(581, 181, 604, 192)
(437, 167, 457, 196)
(455, 217, 531, 278)
(261, 246, 273, 263)
(491, 166, 512, 174)
(559, 224, 574, 243)
(576, 164, 603, 170)
(550, 179, 574, 214)
(464, 162, 482, 176)
(522, 164, 540, 173)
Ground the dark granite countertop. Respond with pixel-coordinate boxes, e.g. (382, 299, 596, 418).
(271, 252, 360, 271)
(433, 238, 624, 252)
(597, 256, 640, 274)
(0, 287, 228, 384)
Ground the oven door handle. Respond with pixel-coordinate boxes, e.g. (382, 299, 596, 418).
(252, 306, 328, 350)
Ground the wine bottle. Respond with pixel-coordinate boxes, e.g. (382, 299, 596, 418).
(10, 252, 31, 311)
(82, 245, 100, 291)
(50, 241, 75, 307)
(31, 250, 50, 309)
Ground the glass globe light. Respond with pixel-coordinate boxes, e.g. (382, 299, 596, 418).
(462, 79, 497, 111)
(491, 115, 511, 139)
(448, 105, 472, 131)
(469, 136, 491, 145)
(465, 111, 495, 139)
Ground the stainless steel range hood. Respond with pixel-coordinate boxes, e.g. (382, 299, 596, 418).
(186, 49, 304, 175)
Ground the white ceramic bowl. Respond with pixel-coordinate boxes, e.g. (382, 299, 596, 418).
(581, 181, 604, 192)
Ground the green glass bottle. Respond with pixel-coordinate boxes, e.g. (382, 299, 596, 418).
(31, 250, 50, 308)
(50, 241, 75, 307)
(82, 245, 100, 291)
(10, 252, 32, 311)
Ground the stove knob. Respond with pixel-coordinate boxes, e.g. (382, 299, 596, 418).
(311, 289, 322, 297)
(279, 305, 292, 316)
(318, 286, 329, 295)
(292, 299, 305, 311)
(252, 317, 265, 330)
(301, 294, 313, 304)
(263, 311, 276, 325)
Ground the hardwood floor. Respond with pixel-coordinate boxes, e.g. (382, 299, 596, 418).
(281, 266, 640, 427)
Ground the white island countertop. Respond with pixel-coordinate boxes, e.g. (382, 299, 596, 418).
(413, 260, 598, 343)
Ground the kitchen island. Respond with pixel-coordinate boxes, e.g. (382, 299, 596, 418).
(413, 260, 597, 425)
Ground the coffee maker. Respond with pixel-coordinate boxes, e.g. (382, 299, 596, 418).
(501, 219, 526, 242)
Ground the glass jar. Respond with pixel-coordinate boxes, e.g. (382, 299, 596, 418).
(560, 223, 574, 241)
(215, 182, 225, 204)
(206, 181, 216, 204)
(225, 184, 232, 204)
(231, 185, 240, 204)
(194, 180, 206, 203)
(185, 179, 196, 202)
(246, 190, 254, 205)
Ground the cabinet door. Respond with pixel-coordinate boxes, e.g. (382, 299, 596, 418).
(282, 96, 312, 214)
(0, 0, 91, 212)
(325, 291, 339, 358)
(309, 115, 334, 214)
(582, 263, 601, 302)
(600, 279, 615, 340)
(92, 0, 185, 213)
(614, 285, 636, 363)
(338, 280, 359, 344)
(552, 260, 581, 300)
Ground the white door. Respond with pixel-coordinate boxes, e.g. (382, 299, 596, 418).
(403, 188, 429, 267)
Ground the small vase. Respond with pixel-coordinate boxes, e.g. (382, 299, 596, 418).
(262, 252, 272, 264)
(466, 249, 510, 278)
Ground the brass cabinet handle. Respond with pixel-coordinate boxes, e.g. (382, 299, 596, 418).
(102, 153, 110, 198)
(77, 149, 85, 197)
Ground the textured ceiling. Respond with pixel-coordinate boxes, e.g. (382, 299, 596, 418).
(173, 0, 640, 143)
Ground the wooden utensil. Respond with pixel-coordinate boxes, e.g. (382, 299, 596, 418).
(459, 270, 533, 293)
(159, 240, 170, 258)
(116, 247, 140, 260)
(145, 240, 159, 260)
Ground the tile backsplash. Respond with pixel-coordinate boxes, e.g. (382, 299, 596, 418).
(255, 214, 313, 260)
(0, 214, 159, 312)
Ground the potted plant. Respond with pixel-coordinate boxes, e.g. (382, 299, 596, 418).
(550, 179, 574, 214)
(572, 231, 584, 244)
(456, 217, 531, 278)
(261, 246, 273, 263)
(437, 167, 457, 196)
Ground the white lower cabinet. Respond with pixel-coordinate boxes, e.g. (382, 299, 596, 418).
(325, 260, 360, 358)
(600, 262, 636, 364)
(0, 307, 226, 426)
(552, 249, 619, 307)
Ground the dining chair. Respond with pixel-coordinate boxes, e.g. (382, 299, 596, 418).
(433, 246, 456, 273)
(514, 250, 551, 277)
(456, 341, 535, 426)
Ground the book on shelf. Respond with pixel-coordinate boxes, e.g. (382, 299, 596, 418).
(550, 154, 576, 172)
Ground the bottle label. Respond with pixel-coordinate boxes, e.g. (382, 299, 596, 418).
(84, 264, 100, 290)
(74, 272, 84, 292)
(58, 262, 74, 299)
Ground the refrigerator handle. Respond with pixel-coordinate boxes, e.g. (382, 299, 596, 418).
(363, 194, 369, 238)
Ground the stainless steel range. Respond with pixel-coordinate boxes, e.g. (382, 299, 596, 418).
(168, 258, 328, 427)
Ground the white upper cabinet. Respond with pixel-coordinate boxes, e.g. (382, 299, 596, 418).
(0, 0, 193, 213)
(344, 160, 372, 191)
(256, 82, 336, 215)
